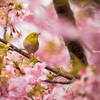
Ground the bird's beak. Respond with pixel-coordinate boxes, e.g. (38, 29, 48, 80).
(38, 33, 41, 35)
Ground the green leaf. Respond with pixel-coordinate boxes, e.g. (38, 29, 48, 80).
(6, 34, 11, 41)
(68, 53, 85, 75)
(0, 44, 5, 49)
(29, 56, 40, 64)
(0, 43, 9, 50)
(28, 83, 46, 99)
(0, 57, 4, 74)
(8, 0, 11, 3)
(47, 75, 53, 80)
(0, 43, 9, 57)
(12, 60, 18, 66)
(14, 4, 23, 10)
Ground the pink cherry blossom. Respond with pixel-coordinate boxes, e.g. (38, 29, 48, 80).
(24, 62, 46, 84)
(17, 31, 22, 38)
(43, 94, 53, 100)
(9, 3, 33, 25)
(22, 95, 32, 100)
(5, 65, 15, 74)
(70, 67, 100, 100)
(43, 87, 75, 100)
(8, 77, 28, 98)
(0, 97, 5, 100)
(37, 75, 47, 83)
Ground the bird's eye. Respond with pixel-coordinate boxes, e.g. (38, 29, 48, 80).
(32, 34, 36, 37)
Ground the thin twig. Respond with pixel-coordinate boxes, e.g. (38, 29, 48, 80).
(8, 3, 13, 6)
(0, 38, 31, 59)
(43, 79, 75, 84)
(3, 3, 13, 39)
(4, 5, 9, 39)
(0, 3, 13, 8)
(15, 68, 25, 75)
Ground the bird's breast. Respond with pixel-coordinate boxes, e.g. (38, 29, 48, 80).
(23, 39, 39, 53)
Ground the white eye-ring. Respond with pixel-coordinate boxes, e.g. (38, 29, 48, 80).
(32, 34, 36, 37)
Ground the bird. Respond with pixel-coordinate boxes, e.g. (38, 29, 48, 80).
(23, 32, 40, 54)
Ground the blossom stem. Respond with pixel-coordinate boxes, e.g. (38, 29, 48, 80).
(4, 3, 13, 40)
(43, 79, 75, 84)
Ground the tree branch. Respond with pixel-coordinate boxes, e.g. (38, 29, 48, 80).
(45, 65, 80, 80)
(0, 38, 31, 59)
(15, 67, 25, 75)
(43, 79, 75, 84)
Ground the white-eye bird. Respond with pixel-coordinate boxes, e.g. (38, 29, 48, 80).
(23, 32, 40, 53)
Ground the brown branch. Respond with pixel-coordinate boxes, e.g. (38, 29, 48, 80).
(4, 5, 9, 39)
(45, 65, 76, 80)
(3, 3, 13, 39)
(65, 40, 88, 67)
(8, 3, 13, 6)
(0, 5, 5, 7)
(43, 79, 75, 84)
(0, 38, 31, 59)
(15, 67, 25, 75)
(0, 3, 13, 7)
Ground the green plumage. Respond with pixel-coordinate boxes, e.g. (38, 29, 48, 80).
(23, 32, 40, 53)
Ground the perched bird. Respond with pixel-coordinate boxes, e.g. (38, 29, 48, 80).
(23, 32, 40, 54)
